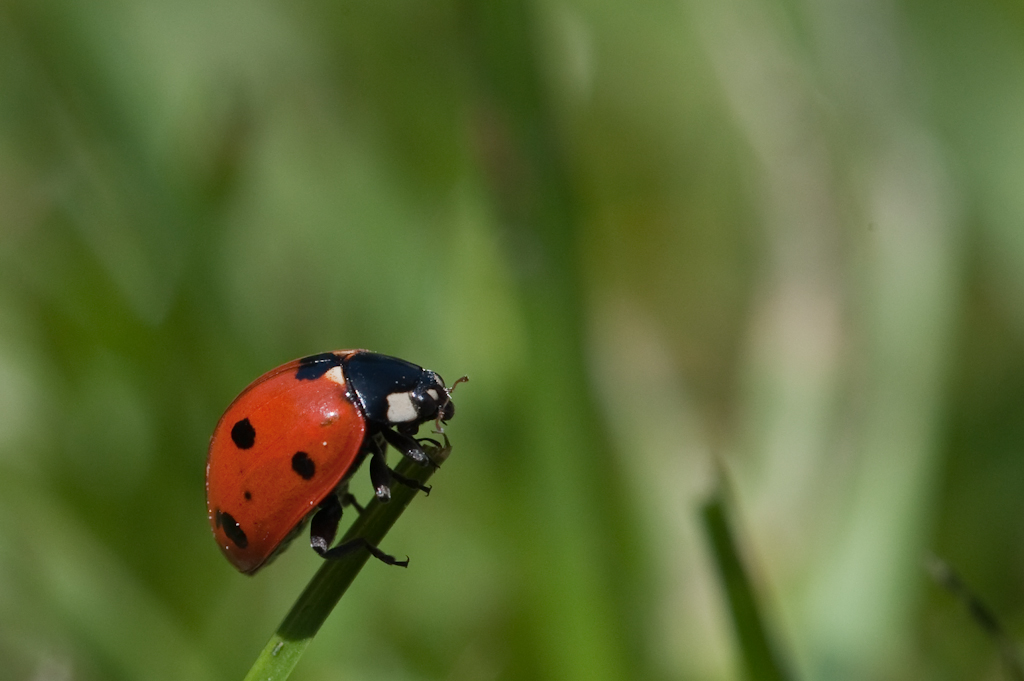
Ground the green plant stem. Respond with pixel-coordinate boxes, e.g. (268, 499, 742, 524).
(701, 492, 790, 681)
(242, 441, 451, 681)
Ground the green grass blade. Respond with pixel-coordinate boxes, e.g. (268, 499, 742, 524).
(701, 492, 791, 681)
(242, 439, 452, 681)
(926, 554, 1024, 681)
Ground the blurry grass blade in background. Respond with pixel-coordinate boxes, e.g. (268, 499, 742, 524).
(702, 488, 791, 681)
(458, 0, 652, 679)
(926, 554, 1024, 681)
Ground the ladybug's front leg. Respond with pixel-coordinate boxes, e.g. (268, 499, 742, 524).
(309, 493, 408, 567)
(379, 427, 436, 467)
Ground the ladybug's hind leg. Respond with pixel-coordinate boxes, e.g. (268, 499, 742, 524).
(309, 493, 408, 567)
(310, 494, 343, 554)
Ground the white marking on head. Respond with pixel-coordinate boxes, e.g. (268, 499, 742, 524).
(386, 391, 418, 423)
(426, 388, 439, 400)
(325, 366, 345, 386)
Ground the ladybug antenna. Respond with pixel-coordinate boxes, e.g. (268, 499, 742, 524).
(433, 375, 468, 433)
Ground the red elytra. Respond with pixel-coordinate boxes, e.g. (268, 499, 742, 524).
(206, 350, 458, 574)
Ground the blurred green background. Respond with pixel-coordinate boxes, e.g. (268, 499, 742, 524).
(1, 0, 1023, 679)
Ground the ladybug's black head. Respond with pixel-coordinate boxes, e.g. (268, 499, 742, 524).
(409, 370, 457, 424)
(342, 352, 459, 430)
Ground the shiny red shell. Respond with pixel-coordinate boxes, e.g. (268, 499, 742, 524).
(206, 350, 365, 574)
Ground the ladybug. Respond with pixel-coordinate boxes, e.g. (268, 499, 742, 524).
(206, 350, 461, 574)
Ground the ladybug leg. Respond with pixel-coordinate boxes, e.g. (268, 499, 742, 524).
(340, 492, 365, 514)
(370, 449, 431, 498)
(379, 427, 436, 467)
(319, 538, 409, 567)
(310, 494, 343, 554)
(369, 452, 394, 502)
(310, 494, 408, 567)
(390, 469, 432, 496)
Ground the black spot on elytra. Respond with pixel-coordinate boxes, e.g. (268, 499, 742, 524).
(295, 352, 343, 381)
(231, 418, 256, 449)
(291, 451, 316, 480)
(216, 510, 248, 549)
(244, 491, 252, 501)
